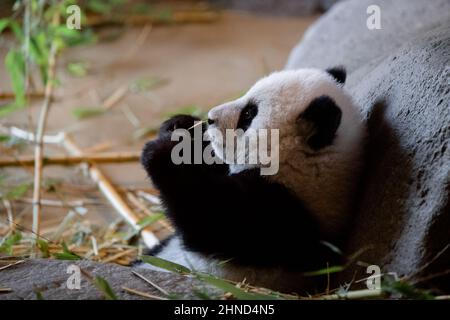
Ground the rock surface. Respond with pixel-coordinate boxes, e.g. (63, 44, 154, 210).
(287, 0, 450, 290)
(0, 259, 214, 300)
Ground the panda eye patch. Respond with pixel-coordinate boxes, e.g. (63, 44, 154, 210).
(236, 101, 258, 131)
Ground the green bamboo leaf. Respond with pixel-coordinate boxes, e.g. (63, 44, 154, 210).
(382, 278, 435, 300)
(37, 239, 50, 258)
(140, 255, 191, 274)
(72, 106, 105, 120)
(8, 20, 23, 41)
(0, 18, 9, 34)
(67, 61, 88, 77)
(130, 77, 169, 92)
(53, 241, 81, 260)
(1, 183, 31, 200)
(50, 26, 97, 47)
(35, 291, 45, 300)
(151, 8, 173, 23)
(94, 276, 118, 300)
(0, 231, 22, 255)
(0, 134, 11, 142)
(303, 265, 344, 276)
(196, 273, 278, 300)
(137, 213, 164, 229)
(0, 103, 22, 117)
(29, 32, 50, 83)
(4, 49, 26, 110)
(165, 105, 207, 119)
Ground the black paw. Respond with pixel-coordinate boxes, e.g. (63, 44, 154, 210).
(159, 114, 204, 138)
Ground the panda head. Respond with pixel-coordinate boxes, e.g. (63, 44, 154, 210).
(206, 67, 363, 173)
(206, 67, 365, 236)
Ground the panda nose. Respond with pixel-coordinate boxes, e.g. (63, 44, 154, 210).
(207, 118, 215, 125)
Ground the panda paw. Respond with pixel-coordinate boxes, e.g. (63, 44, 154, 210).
(158, 114, 203, 138)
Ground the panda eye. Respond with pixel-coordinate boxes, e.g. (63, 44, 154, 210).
(237, 101, 258, 131)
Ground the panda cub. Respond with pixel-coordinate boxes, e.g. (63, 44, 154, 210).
(140, 67, 365, 292)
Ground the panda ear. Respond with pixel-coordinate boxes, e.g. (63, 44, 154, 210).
(297, 95, 342, 150)
(326, 66, 346, 84)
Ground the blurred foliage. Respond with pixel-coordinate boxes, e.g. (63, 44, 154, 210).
(0, 0, 97, 117)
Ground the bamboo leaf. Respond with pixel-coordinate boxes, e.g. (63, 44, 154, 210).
(140, 255, 191, 274)
(0, 18, 9, 34)
(86, 0, 124, 15)
(35, 291, 45, 300)
(0, 231, 22, 255)
(72, 106, 105, 119)
(303, 265, 344, 276)
(93, 276, 118, 300)
(382, 278, 435, 300)
(53, 241, 81, 260)
(196, 273, 278, 300)
(1, 183, 31, 200)
(4, 49, 26, 112)
(137, 213, 164, 229)
(29, 32, 50, 83)
(8, 20, 23, 41)
(130, 77, 169, 92)
(165, 105, 206, 119)
(0, 134, 11, 143)
(67, 61, 88, 77)
(37, 239, 50, 258)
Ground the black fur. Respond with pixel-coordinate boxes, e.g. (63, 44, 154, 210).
(298, 95, 342, 150)
(326, 66, 346, 84)
(141, 115, 338, 271)
(236, 101, 258, 131)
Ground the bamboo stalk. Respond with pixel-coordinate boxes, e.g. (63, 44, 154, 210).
(62, 134, 159, 248)
(0, 151, 141, 166)
(18, 198, 100, 208)
(102, 248, 136, 263)
(2, 200, 14, 231)
(0, 92, 45, 100)
(320, 288, 384, 300)
(102, 85, 129, 110)
(31, 12, 60, 242)
(124, 24, 152, 61)
(0, 126, 65, 144)
(132, 271, 169, 296)
(136, 190, 161, 205)
(85, 10, 220, 27)
(122, 286, 167, 300)
(0, 260, 25, 272)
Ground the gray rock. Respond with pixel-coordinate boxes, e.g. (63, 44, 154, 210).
(0, 259, 216, 300)
(286, 0, 450, 72)
(286, 0, 450, 290)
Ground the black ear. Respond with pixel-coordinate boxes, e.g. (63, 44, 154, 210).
(298, 95, 342, 150)
(326, 66, 346, 84)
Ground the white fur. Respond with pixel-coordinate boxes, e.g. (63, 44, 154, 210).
(207, 69, 366, 238)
